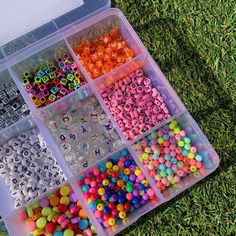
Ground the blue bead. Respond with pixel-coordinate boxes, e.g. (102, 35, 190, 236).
(163, 134, 169, 140)
(89, 201, 96, 208)
(195, 154, 203, 162)
(124, 159, 131, 167)
(132, 197, 139, 205)
(103, 206, 110, 214)
(138, 184, 145, 190)
(171, 157, 177, 164)
(158, 164, 166, 170)
(164, 154, 171, 161)
(79, 219, 89, 230)
(99, 163, 106, 172)
(120, 149, 128, 156)
(182, 149, 188, 156)
(82, 185, 89, 192)
(152, 154, 159, 160)
(104, 192, 111, 199)
(166, 168, 173, 175)
(122, 175, 129, 182)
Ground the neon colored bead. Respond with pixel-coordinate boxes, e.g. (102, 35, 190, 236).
(97, 203, 104, 211)
(36, 217, 47, 229)
(187, 152, 195, 159)
(108, 218, 116, 226)
(190, 166, 197, 172)
(60, 186, 70, 196)
(119, 211, 126, 219)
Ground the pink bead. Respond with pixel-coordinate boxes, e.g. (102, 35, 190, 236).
(175, 147, 182, 154)
(189, 159, 196, 166)
(161, 178, 168, 186)
(104, 221, 109, 228)
(172, 165, 179, 173)
(90, 181, 97, 188)
(164, 147, 170, 154)
(196, 161, 203, 169)
(159, 157, 165, 164)
(175, 134, 181, 141)
(180, 130, 186, 137)
(27, 221, 36, 231)
(183, 166, 189, 173)
(94, 210, 102, 218)
(118, 161, 125, 168)
(170, 151, 176, 157)
(126, 193, 133, 200)
(177, 170, 185, 177)
(153, 160, 160, 167)
(58, 214, 66, 224)
(165, 160, 172, 168)
(173, 175, 180, 183)
(138, 173, 145, 180)
(190, 146, 197, 153)
(149, 170, 156, 177)
(170, 144, 176, 150)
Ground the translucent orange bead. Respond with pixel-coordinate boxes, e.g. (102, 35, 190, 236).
(125, 48, 135, 58)
(102, 65, 111, 74)
(109, 29, 119, 39)
(90, 53, 99, 62)
(96, 61, 103, 68)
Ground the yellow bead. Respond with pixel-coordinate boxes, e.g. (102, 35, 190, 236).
(124, 168, 131, 175)
(97, 203, 104, 211)
(102, 179, 109, 186)
(112, 165, 119, 172)
(119, 211, 126, 219)
(60, 196, 70, 205)
(190, 165, 197, 172)
(33, 229, 44, 235)
(60, 185, 70, 196)
(98, 188, 105, 196)
(108, 218, 116, 226)
(188, 152, 195, 159)
(106, 161, 113, 169)
(134, 169, 141, 176)
(141, 180, 148, 186)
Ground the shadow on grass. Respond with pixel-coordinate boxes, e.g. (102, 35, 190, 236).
(117, 17, 236, 235)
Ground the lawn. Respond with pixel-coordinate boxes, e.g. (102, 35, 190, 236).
(112, 1, 236, 235)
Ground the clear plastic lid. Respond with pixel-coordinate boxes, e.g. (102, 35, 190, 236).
(0, 0, 110, 59)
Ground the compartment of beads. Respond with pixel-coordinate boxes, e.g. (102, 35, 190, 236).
(4, 183, 97, 236)
(66, 9, 144, 80)
(10, 40, 86, 110)
(94, 54, 183, 141)
(0, 69, 30, 129)
(0, 116, 66, 217)
(37, 86, 122, 174)
(76, 148, 159, 235)
(132, 113, 219, 200)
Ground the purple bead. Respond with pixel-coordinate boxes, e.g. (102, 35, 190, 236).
(140, 198, 146, 205)
(98, 217, 103, 224)
(129, 174, 136, 182)
(170, 137, 176, 143)
(69, 193, 78, 202)
(108, 183, 115, 189)
(40, 198, 49, 208)
(151, 138, 157, 145)
(129, 164, 136, 172)
(162, 127, 169, 134)
(110, 195, 117, 202)
(133, 189, 139, 197)
(135, 178, 141, 183)
(134, 203, 140, 209)
(142, 193, 149, 201)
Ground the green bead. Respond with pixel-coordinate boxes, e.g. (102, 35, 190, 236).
(34, 76, 42, 83)
(151, 132, 157, 138)
(126, 185, 133, 193)
(74, 78, 81, 86)
(177, 161, 184, 169)
(60, 78, 68, 86)
(68, 83, 75, 90)
(174, 127, 180, 134)
(49, 71, 56, 79)
(160, 170, 167, 178)
(178, 140, 185, 147)
(183, 137, 191, 144)
(42, 75, 49, 83)
(169, 120, 177, 130)
(67, 74, 74, 81)
(184, 143, 190, 150)
(157, 137, 164, 144)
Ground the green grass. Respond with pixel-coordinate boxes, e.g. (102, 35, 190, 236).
(112, 1, 236, 235)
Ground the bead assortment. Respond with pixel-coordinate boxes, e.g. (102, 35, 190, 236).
(20, 184, 96, 236)
(77, 149, 156, 230)
(0, 216, 8, 236)
(72, 28, 135, 79)
(133, 120, 205, 191)
(47, 95, 122, 174)
(99, 69, 170, 140)
(0, 128, 65, 208)
(0, 80, 30, 129)
(21, 54, 85, 108)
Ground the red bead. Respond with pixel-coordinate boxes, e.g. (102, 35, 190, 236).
(58, 204, 67, 213)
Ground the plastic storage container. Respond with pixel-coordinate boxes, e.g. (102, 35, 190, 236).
(0, 1, 219, 235)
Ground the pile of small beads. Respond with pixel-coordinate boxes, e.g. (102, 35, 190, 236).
(21, 54, 85, 108)
(0, 216, 8, 236)
(99, 69, 170, 140)
(133, 120, 204, 191)
(77, 149, 155, 229)
(47, 95, 122, 173)
(20, 185, 96, 236)
(72, 28, 135, 79)
(0, 128, 65, 207)
(0, 80, 30, 129)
